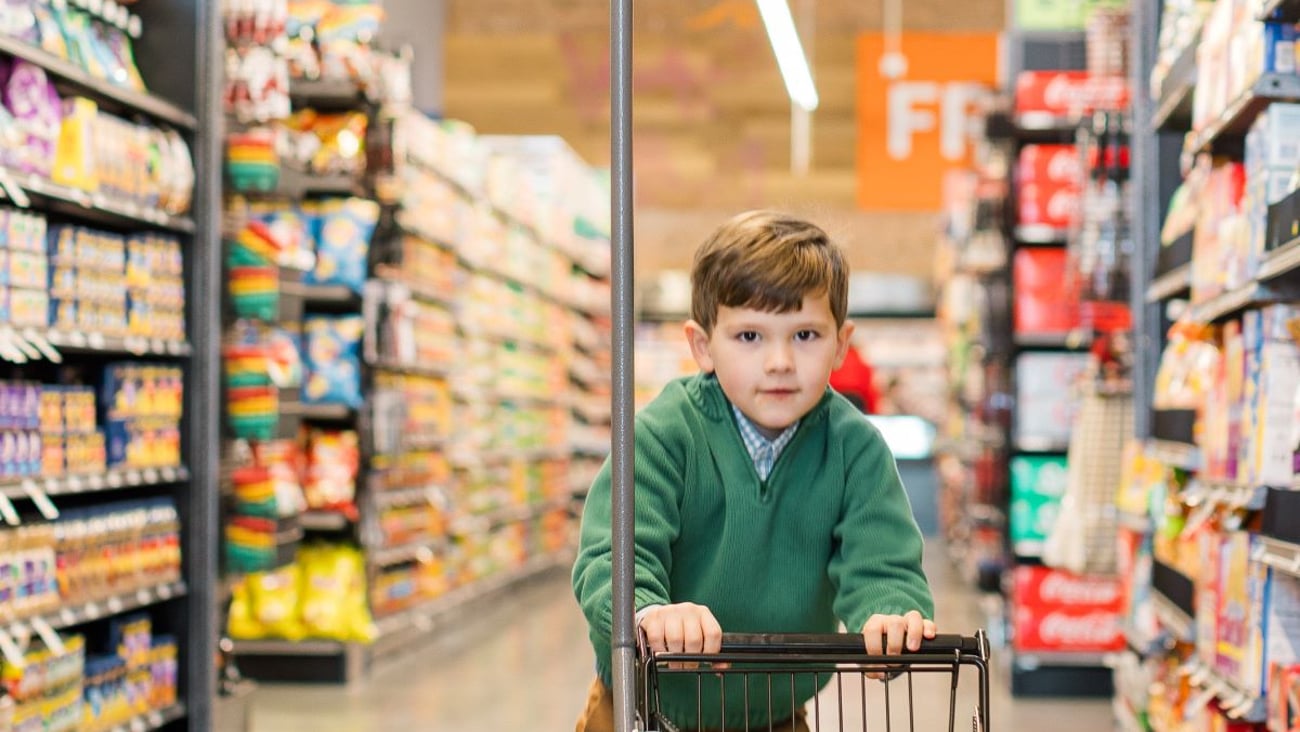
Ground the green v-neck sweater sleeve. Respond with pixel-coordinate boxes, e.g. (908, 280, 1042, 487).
(572, 373, 933, 727)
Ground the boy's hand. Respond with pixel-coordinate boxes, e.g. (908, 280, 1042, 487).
(862, 611, 936, 678)
(638, 602, 723, 656)
(638, 603, 723, 669)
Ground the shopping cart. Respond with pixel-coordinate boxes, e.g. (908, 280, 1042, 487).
(635, 631, 991, 732)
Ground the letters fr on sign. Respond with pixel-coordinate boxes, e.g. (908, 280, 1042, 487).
(856, 32, 1002, 212)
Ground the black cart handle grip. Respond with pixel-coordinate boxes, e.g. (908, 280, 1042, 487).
(718, 632, 982, 656)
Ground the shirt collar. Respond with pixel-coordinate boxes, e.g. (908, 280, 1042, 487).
(731, 403, 800, 459)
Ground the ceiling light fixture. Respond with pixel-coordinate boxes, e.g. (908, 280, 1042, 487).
(755, 0, 819, 112)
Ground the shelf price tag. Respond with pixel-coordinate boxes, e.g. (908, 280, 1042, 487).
(59, 608, 76, 626)
(0, 628, 24, 669)
(29, 617, 64, 655)
(130, 716, 147, 732)
(0, 494, 20, 526)
(0, 170, 30, 209)
(137, 589, 152, 606)
(21, 480, 59, 520)
(0, 329, 29, 364)
(157, 584, 175, 601)
(87, 332, 106, 350)
(147, 711, 164, 728)
(21, 330, 60, 363)
(9, 334, 38, 361)
(106, 472, 123, 489)
(107, 595, 124, 614)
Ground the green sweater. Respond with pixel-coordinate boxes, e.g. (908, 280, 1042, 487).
(572, 374, 933, 728)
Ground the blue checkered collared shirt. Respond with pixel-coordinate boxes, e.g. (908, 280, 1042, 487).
(731, 404, 800, 480)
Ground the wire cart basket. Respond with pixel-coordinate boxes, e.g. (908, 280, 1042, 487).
(636, 631, 991, 732)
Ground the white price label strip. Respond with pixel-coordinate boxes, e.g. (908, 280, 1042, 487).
(0, 494, 20, 526)
(10, 334, 39, 361)
(0, 331, 28, 364)
(30, 617, 64, 655)
(0, 170, 30, 208)
(0, 628, 25, 668)
(21, 330, 60, 363)
(21, 481, 58, 520)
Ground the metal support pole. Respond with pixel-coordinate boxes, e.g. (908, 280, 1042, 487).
(1129, 0, 1165, 439)
(610, 0, 637, 730)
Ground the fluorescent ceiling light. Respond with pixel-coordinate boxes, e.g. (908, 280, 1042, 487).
(755, 0, 819, 112)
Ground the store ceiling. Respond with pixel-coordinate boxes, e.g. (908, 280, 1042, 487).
(443, 0, 1003, 272)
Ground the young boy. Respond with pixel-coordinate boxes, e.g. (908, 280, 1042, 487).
(571, 211, 935, 731)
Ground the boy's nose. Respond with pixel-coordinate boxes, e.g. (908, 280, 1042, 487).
(765, 344, 794, 373)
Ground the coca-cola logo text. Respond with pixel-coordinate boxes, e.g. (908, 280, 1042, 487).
(1038, 611, 1120, 645)
(1039, 574, 1121, 606)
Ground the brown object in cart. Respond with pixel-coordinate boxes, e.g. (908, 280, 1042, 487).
(636, 631, 991, 732)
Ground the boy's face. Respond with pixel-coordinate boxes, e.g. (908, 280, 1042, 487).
(686, 293, 854, 440)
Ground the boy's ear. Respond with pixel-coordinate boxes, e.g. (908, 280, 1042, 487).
(684, 320, 716, 373)
(833, 320, 856, 369)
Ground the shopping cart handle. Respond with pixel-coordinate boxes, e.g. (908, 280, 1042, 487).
(718, 632, 984, 656)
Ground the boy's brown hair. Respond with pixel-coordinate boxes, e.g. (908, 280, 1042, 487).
(690, 210, 849, 334)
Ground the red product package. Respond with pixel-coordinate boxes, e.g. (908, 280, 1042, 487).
(1018, 181, 1080, 229)
(1014, 70, 1092, 116)
(1014, 249, 1081, 334)
(1013, 604, 1126, 653)
(1013, 566, 1124, 611)
(1018, 144, 1082, 186)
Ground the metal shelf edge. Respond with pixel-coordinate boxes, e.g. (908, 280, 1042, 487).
(0, 36, 196, 129)
(0, 466, 190, 500)
(1145, 265, 1192, 303)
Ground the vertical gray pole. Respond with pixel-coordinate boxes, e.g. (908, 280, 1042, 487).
(1129, 0, 1161, 439)
(610, 0, 637, 730)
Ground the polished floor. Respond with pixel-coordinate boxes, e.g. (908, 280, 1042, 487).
(233, 545, 1116, 731)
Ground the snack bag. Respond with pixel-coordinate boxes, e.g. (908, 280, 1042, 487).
(302, 314, 364, 407)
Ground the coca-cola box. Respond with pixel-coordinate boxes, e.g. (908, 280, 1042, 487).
(1013, 566, 1126, 653)
(1017, 144, 1082, 187)
(1014, 70, 1093, 117)
(1013, 248, 1082, 334)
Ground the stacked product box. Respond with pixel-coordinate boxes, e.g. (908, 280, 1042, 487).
(0, 635, 86, 732)
(1012, 565, 1127, 654)
(1241, 306, 1300, 488)
(1242, 105, 1300, 285)
(45, 225, 186, 341)
(1246, 562, 1300, 706)
(39, 385, 106, 478)
(0, 381, 42, 480)
(1014, 352, 1090, 448)
(100, 364, 183, 470)
(1013, 248, 1083, 335)
(1194, 0, 1298, 134)
(1017, 143, 1083, 234)
(0, 207, 50, 330)
(1010, 455, 1069, 557)
(125, 234, 186, 341)
(1191, 159, 1247, 305)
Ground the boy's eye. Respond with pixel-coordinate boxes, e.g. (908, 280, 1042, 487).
(736, 331, 760, 343)
(795, 330, 819, 342)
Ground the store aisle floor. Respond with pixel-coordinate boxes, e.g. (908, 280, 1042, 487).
(239, 546, 1114, 731)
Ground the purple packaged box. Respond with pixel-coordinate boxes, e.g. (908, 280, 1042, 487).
(24, 382, 39, 431)
(2, 60, 62, 178)
(0, 431, 15, 478)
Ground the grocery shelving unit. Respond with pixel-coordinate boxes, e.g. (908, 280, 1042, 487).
(1119, 1, 1300, 728)
(225, 104, 611, 682)
(0, 1, 222, 729)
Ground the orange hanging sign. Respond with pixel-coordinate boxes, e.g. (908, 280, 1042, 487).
(856, 32, 1001, 212)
